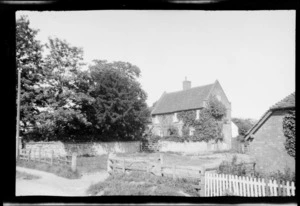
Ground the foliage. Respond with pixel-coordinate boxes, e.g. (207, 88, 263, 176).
(232, 117, 255, 138)
(254, 167, 295, 183)
(217, 155, 248, 176)
(177, 110, 196, 128)
(177, 96, 226, 142)
(193, 109, 224, 142)
(17, 16, 150, 142)
(24, 37, 92, 142)
(86, 171, 199, 196)
(206, 95, 227, 120)
(88, 60, 150, 141)
(160, 135, 187, 142)
(282, 110, 295, 158)
(167, 125, 179, 136)
(16, 16, 45, 135)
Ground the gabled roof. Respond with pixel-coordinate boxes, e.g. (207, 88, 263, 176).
(245, 92, 295, 141)
(151, 81, 215, 115)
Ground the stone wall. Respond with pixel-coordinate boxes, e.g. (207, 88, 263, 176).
(246, 110, 295, 174)
(25, 141, 141, 157)
(158, 140, 229, 154)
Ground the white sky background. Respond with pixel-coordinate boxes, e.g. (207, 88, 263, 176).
(16, 10, 295, 120)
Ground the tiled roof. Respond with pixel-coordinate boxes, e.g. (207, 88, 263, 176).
(270, 92, 295, 110)
(245, 92, 295, 140)
(151, 83, 214, 115)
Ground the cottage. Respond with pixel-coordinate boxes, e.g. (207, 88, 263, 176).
(151, 79, 232, 148)
(244, 92, 295, 174)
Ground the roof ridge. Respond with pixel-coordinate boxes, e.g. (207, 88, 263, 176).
(166, 83, 214, 95)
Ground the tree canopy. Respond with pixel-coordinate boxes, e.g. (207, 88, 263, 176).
(17, 16, 150, 142)
(16, 15, 45, 135)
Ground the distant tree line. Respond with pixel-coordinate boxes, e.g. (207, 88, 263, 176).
(231, 117, 256, 142)
(17, 16, 150, 142)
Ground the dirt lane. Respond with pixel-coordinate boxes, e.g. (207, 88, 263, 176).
(16, 167, 109, 196)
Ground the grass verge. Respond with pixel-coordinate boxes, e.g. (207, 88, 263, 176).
(17, 159, 81, 179)
(76, 154, 108, 174)
(86, 171, 200, 196)
(16, 171, 40, 180)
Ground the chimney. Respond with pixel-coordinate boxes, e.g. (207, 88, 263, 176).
(182, 77, 191, 90)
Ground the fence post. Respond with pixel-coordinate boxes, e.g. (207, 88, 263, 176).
(39, 147, 41, 162)
(199, 167, 206, 197)
(107, 153, 111, 173)
(71, 153, 77, 172)
(28, 149, 31, 161)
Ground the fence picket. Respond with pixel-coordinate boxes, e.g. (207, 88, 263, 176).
(269, 179, 274, 196)
(216, 173, 219, 196)
(223, 174, 226, 196)
(253, 177, 258, 197)
(242, 176, 246, 196)
(228, 175, 233, 194)
(286, 181, 291, 196)
(291, 182, 295, 196)
(257, 178, 262, 197)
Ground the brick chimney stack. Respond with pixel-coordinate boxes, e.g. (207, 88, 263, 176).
(182, 77, 191, 90)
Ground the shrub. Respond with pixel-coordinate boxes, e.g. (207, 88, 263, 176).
(207, 95, 227, 120)
(254, 167, 295, 183)
(283, 110, 295, 158)
(160, 135, 186, 142)
(217, 155, 247, 176)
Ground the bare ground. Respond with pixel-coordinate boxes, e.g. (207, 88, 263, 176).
(16, 166, 109, 196)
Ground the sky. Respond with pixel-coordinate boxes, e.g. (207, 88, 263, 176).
(16, 10, 295, 120)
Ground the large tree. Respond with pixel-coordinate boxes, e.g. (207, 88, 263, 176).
(88, 60, 150, 141)
(31, 37, 93, 141)
(16, 16, 45, 135)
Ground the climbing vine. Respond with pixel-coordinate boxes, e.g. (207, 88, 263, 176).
(283, 110, 295, 158)
(177, 95, 227, 142)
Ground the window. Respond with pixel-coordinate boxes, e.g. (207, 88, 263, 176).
(152, 115, 159, 124)
(196, 110, 200, 120)
(159, 130, 163, 137)
(189, 128, 195, 136)
(173, 113, 178, 122)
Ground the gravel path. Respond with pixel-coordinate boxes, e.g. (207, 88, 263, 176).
(16, 166, 109, 196)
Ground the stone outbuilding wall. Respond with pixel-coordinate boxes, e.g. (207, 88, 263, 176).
(245, 110, 295, 174)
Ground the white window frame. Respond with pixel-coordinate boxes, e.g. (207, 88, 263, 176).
(196, 110, 200, 120)
(189, 128, 195, 136)
(173, 113, 178, 122)
(152, 115, 159, 124)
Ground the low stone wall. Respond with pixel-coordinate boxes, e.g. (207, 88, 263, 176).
(25, 141, 67, 157)
(25, 141, 141, 156)
(64, 141, 141, 156)
(158, 140, 229, 154)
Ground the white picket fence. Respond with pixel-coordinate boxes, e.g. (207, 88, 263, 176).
(205, 173, 296, 197)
